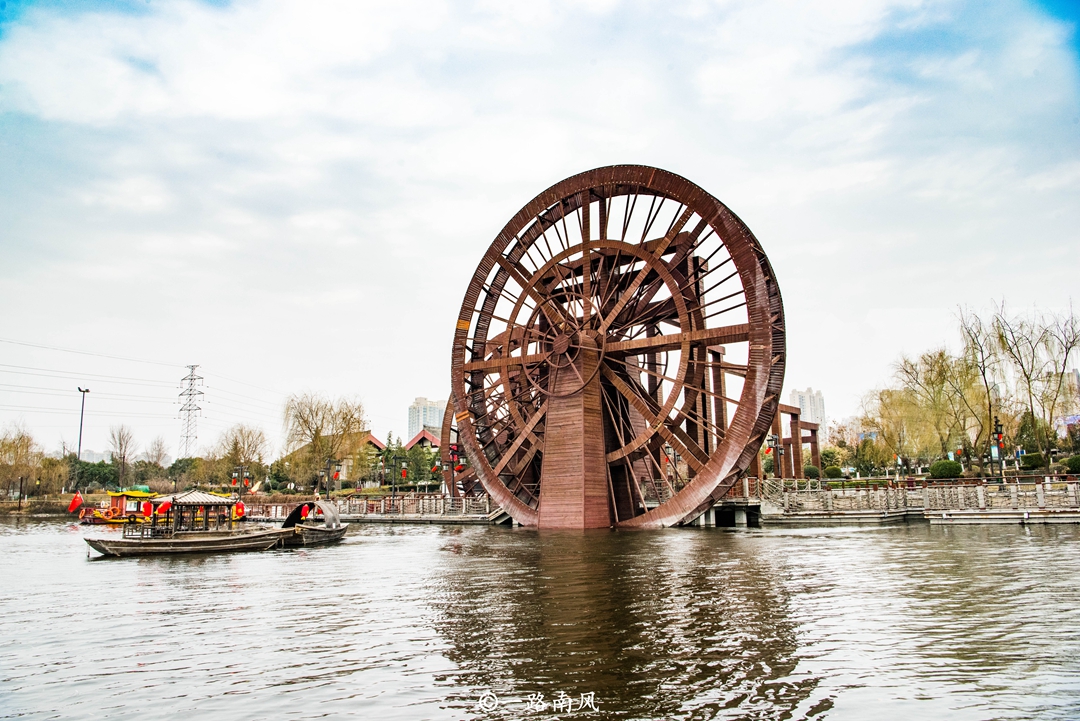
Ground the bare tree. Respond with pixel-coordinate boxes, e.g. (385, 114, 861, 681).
(995, 303, 1080, 469)
(216, 424, 269, 467)
(1038, 308, 1080, 461)
(955, 308, 1002, 469)
(109, 425, 137, 488)
(144, 436, 169, 467)
(283, 394, 366, 489)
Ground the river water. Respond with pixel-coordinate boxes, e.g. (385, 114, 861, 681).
(1, 519, 1079, 720)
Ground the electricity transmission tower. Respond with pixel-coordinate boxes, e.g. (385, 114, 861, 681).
(178, 365, 204, 459)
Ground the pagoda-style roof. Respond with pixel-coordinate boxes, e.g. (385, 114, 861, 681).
(152, 491, 237, 507)
(405, 429, 440, 450)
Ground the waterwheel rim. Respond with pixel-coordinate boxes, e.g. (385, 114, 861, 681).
(451, 165, 785, 528)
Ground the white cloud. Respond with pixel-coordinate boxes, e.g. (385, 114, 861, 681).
(0, 0, 1077, 453)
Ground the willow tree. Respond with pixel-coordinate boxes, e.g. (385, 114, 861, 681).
(0, 428, 40, 498)
(995, 305, 1080, 470)
(283, 394, 366, 490)
(896, 349, 969, 459)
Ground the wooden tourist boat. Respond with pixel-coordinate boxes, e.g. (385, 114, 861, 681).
(85, 490, 288, 558)
(79, 488, 157, 525)
(280, 501, 349, 547)
(85, 528, 289, 557)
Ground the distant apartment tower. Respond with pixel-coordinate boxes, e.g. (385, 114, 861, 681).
(408, 397, 446, 439)
(789, 388, 827, 438)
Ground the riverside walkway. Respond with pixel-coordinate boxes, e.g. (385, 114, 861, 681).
(246, 475, 1080, 527)
(708, 476, 1080, 526)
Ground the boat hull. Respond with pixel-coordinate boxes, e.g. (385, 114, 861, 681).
(283, 523, 349, 547)
(85, 529, 290, 557)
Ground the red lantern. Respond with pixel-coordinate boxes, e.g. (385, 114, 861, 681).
(401, 468, 407, 479)
(235, 501, 245, 517)
(142, 501, 152, 517)
(156, 501, 172, 515)
(300, 504, 309, 519)
(232, 478, 238, 486)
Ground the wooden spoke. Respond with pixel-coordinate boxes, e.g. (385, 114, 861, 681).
(606, 324, 750, 356)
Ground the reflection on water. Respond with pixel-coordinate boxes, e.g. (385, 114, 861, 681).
(433, 530, 820, 719)
(0, 519, 1079, 720)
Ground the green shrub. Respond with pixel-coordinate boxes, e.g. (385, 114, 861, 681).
(824, 465, 843, 479)
(929, 460, 963, 479)
(803, 464, 821, 479)
(1020, 452, 1044, 470)
(1064, 456, 1080, 474)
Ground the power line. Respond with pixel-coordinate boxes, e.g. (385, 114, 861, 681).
(202, 386, 282, 410)
(0, 404, 176, 418)
(0, 386, 176, 404)
(0, 363, 177, 387)
(0, 336, 181, 368)
(201, 370, 286, 397)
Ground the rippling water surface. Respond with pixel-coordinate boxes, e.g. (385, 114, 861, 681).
(1, 519, 1079, 720)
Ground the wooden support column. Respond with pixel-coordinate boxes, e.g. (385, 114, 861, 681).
(790, 412, 803, 478)
(538, 338, 612, 529)
(709, 347, 727, 456)
(698, 346, 711, 457)
(809, 427, 821, 470)
(771, 408, 783, 478)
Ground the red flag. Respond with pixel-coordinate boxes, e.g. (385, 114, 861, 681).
(67, 491, 84, 513)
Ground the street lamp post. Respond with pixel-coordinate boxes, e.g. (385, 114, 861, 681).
(392, 455, 406, 500)
(993, 416, 1004, 481)
(766, 434, 779, 479)
(75, 387, 90, 491)
(232, 465, 250, 497)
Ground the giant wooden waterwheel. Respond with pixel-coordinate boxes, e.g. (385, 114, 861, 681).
(450, 166, 785, 528)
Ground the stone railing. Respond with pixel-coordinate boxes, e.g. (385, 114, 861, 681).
(923, 479, 1080, 511)
(247, 495, 493, 520)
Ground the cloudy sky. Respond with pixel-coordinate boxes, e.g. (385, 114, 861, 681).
(0, 0, 1077, 460)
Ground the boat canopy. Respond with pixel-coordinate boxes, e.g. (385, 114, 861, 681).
(152, 490, 237, 507)
(282, 501, 341, 529)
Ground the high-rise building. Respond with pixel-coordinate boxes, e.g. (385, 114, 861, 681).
(789, 387, 826, 438)
(408, 397, 446, 439)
